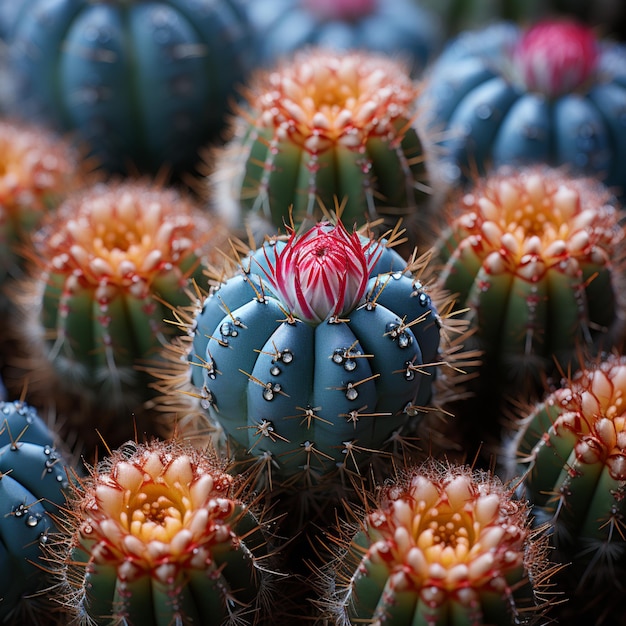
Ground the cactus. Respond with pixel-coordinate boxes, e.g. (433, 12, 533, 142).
(0, 119, 85, 287)
(17, 179, 228, 444)
(420, 18, 626, 197)
(209, 48, 434, 254)
(53, 438, 274, 626)
(245, 0, 443, 73)
(0, 400, 71, 625)
(163, 218, 467, 494)
(435, 165, 626, 393)
(318, 460, 555, 625)
(4, 0, 256, 176)
(508, 352, 626, 592)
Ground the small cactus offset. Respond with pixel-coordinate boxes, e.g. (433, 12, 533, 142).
(17, 179, 228, 443)
(165, 218, 466, 495)
(508, 352, 626, 594)
(210, 48, 434, 253)
(420, 18, 626, 196)
(53, 438, 274, 626)
(0, 119, 85, 286)
(435, 165, 626, 392)
(0, 400, 71, 625)
(318, 460, 555, 625)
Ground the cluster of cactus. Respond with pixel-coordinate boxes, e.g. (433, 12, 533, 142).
(168, 219, 457, 493)
(421, 18, 626, 196)
(435, 165, 626, 393)
(2, 0, 256, 176)
(319, 460, 554, 625)
(52, 438, 274, 626)
(209, 47, 434, 252)
(0, 400, 71, 624)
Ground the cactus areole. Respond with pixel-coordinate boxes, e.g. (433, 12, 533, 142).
(190, 221, 443, 484)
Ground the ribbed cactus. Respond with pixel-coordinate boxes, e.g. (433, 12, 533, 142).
(421, 18, 626, 196)
(0, 400, 71, 625)
(4, 0, 255, 176)
(210, 48, 434, 253)
(167, 218, 463, 492)
(54, 438, 273, 626)
(245, 0, 443, 72)
(509, 352, 626, 591)
(0, 119, 85, 286)
(18, 180, 227, 441)
(319, 460, 554, 625)
(435, 166, 626, 391)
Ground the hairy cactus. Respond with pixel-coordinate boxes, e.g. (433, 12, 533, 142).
(421, 18, 626, 196)
(163, 218, 466, 494)
(245, 0, 443, 73)
(210, 48, 434, 253)
(4, 0, 255, 176)
(435, 166, 626, 392)
(0, 400, 71, 625)
(508, 352, 626, 592)
(318, 460, 555, 625)
(17, 180, 227, 444)
(53, 438, 274, 626)
(0, 119, 85, 286)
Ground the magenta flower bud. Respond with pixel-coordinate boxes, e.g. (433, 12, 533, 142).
(266, 221, 380, 323)
(513, 19, 599, 98)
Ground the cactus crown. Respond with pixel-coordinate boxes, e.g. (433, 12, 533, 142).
(512, 19, 599, 98)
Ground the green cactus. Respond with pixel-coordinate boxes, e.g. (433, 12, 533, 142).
(210, 48, 434, 254)
(508, 352, 626, 593)
(166, 219, 464, 494)
(0, 400, 71, 625)
(318, 460, 555, 625)
(54, 439, 274, 626)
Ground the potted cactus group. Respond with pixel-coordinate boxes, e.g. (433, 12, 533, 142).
(1, 1, 626, 625)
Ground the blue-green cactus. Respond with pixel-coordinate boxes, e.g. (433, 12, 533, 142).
(180, 220, 452, 489)
(0, 400, 71, 624)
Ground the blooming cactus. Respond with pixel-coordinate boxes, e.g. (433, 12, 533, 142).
(421, 18, 626, 195)
(54, 439, 273, 626)
(435, 166, 626, 390)
(173, 219, 455, 491)
(0, 400, 71, 624)
(320, 461, 554, 625)
(509, 352, 626, 591)
(19, 180, 227, 434)
(210, 48, 433, 252)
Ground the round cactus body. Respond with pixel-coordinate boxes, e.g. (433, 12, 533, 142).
(4, 0, 255, 175)
(0, 400, 71, 624)
(321, 461, 553, 626)
(55, 439, 273, 626)
(435, 166, 626, 390)
(509, 353, 626, 608)
(182, 220, 449, 489)
(421, 18, 626, 196)
(210, 48, 434, 253)
(0, 119, 85, 286)
(21, 180, 227, 420)
(244, 0, 443, 73)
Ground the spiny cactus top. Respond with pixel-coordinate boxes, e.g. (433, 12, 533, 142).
(421, 18, 626, 194)
(4, 0, 256, 175)
(210, 48, 433, 250)
(21, 179, 227, 418)
(53, 438, 273, 626)
(436, 165, 626, 389)
(0, 400, 71, 624)
(509, 352, 626, 588)
(0, 119, 84, 285)
(169, 218, 460, 491)
(321, 461, 554, 626)
(245, 0, 443, 72)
